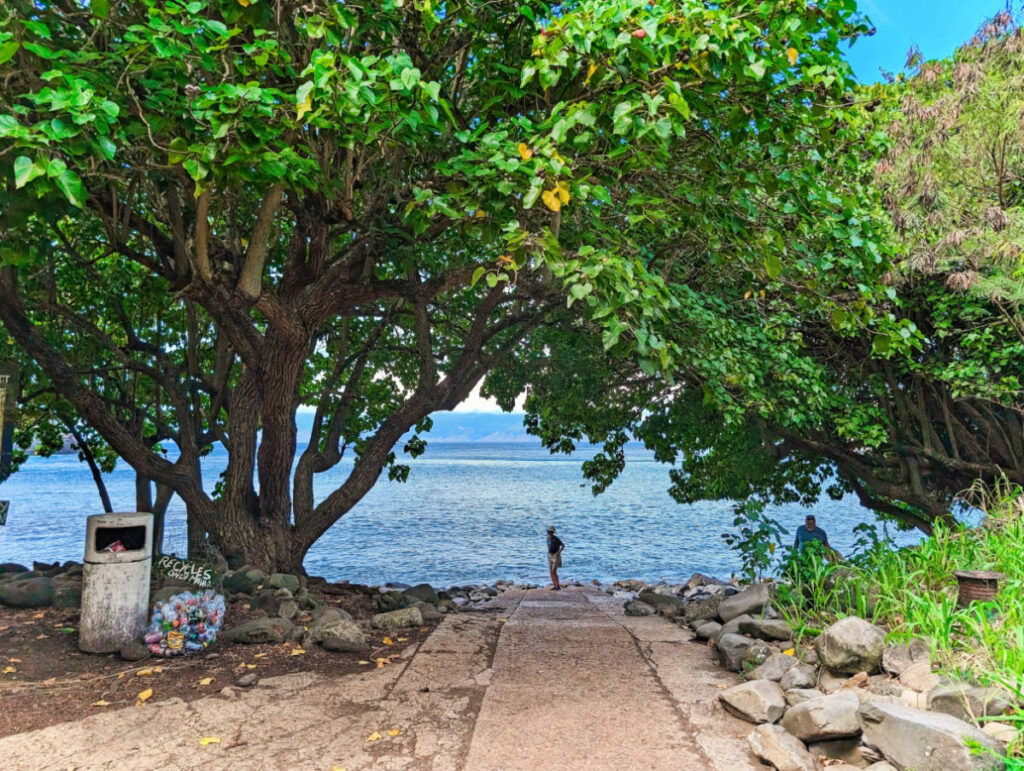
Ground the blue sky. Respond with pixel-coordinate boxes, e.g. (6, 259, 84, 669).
(848, 0, 1009, 81)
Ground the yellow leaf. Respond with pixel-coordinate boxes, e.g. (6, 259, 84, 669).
(759, 289, 766, 298)
(783, 649, 795, 657)
(787, 47, 798, 66)
(366, 731, 383, 742)
(137, 669, 154, 677)
(516, 142, 533, 161)
(397, 637, 408, 642)
(2, 666, 16, 674)
(553, 151, 566, 166)
(555, 180, 570, 205)
(296, 95, 312, 121)
(290, 648, 307, 656)
(199, 737, 221, 747)
(246, 664, 257, 669)
(383, 636, 394, 646)
(33, 612, 45, 619)
(474, 209, 487, 218)
(387, 729, 400, 737)
(541, 189, 562, 212)
(118, 672, 126, 679)
(8, 658, 21, 663)
(91, 700, 111, 707)
(253, 652, 267, 659)
(585, 62, 597, 84)
(376, 659, 387, 668)
(198, 677, 214, 686)
(136, 688, 153, 705)
(333, 767, 348, 771)
(744, 290, 752, 300)
(237, 0, 251, 7)
(358, 660, 370, 665)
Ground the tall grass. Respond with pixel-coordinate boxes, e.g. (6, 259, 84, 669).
(772, 481, 1024, 760)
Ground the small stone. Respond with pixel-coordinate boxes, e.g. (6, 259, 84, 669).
(747, 724, 816, 771)
(624, 600, 657, 617)
(808, 737, 883, 767)
(718, 583, 774, 623)
(881, 639, 930, 676)
(843, 671, 869, 690)
(785, 689, 825, 706)
(236, 673, 259, 688)
(220, 686, 238, 699)
(694, 621, 722, 640)
(780, 664, 818, 690)
(376, 590, 410, 612)
(713, 613, 753, 643)
(742, 642, 774, 670)
(780, 690, 862, 742)
(980, 721, 1017, 744)
(815, 617, 886, 675)
(818, 669, 850, 694)
(372, 606, 424, 631)
(898, 661, 939, 692)
(717, 633, 754, 672)
(404, 583, 439, 605)
(719, 679, 787, 724)
(277, 599, 300, 620)
(414, 601, 442, 623)
(747, 653, 797, 682)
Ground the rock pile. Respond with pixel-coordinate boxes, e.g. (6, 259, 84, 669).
(616, 576, 1013, 771)
(0, 561, 83, 609)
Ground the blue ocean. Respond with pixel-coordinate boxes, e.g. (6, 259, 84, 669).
(0, 441, 921, 585)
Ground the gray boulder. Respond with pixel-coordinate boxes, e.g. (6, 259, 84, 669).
(898, 661, 939, 692)
(223, 569, 262, 595)
(928, 683, 1012, 721)
(881, 638, 930, 677)
(719, 679, 787, 724)
(0, 563, 28, 575)
(119, 642, 152, 662)
(226, 617, 294, 644)
(747, 653, 798, 682)
(0, 576, 55, 607)
(277, 599, 300, 620)
(413, 601, 442, 623)
(738, 617, 794, 642)
(786, 689, 825, 706)
(781, 691, 862, 742)
(747, 724, 816, 771)
(713, 613, 753, 643)
(318, 619, 368, 652)
(404, 583, 439, 605)
(718, 583, 773, 623)
(376, 590, 410, 612)
(780, 663, 818, 691)
(741, 642, 775, 671)
(637, 590, 684, 615)
(267, 573, 300, 594)
(372, 606, 424, 631)
(815, 617, 885, 675)
(624, 600, 657, 617)
(858, 700, 1005, 770)
(53, 582, 82, 609)
(682, 593, 725, 624)
(694, 621, 722, 641)
(717, 633, 755, 672)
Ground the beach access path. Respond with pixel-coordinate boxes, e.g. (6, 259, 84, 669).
(1, 587, 766, 770)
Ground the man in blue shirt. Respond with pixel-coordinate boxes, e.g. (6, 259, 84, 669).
(794, 515, 831, 553)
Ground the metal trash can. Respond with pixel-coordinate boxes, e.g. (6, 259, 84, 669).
(79, 512, 154, 653)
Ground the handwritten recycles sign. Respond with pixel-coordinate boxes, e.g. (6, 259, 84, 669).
(154, 554, 216, 589)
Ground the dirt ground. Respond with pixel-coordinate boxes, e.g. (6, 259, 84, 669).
(0, 584, 434, 738)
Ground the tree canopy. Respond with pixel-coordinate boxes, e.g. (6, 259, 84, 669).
(2, 0, 892, 569)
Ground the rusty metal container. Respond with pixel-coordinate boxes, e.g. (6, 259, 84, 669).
(953, 570, 1006, 608)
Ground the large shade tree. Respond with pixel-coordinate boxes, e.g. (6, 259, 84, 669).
(1, 0, 880, 571)
(520, 13, 1024, 534)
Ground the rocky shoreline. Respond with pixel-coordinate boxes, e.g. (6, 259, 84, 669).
(612, 573, 1012, 771)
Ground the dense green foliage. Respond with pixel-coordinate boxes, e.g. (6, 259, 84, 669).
(0, 0, 886, 568)
(775, 482, 1024, 760)
(521, 13, 1024, 535)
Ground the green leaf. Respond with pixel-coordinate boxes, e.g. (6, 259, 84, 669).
(55, 168, 86, 208)
(91, 0, 110, 19)
(401, 67, 421, 90)
(764, 254, 783, 280)
(0, 41, 19, 66)
(13, 156, 35, 188)
(871, 334, 891, 356)
(471, 266, 486, 288)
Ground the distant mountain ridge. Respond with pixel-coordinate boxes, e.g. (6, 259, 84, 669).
(295, 410, 532, 444)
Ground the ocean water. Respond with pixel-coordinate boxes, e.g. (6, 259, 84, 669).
(0, 442, 921, 586)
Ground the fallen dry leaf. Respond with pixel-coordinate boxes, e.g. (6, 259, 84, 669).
(35, 634, 48, 640)
(245, 663, 257, 669)
(91, 700, 111, 707)
(198, 677, 214, 686)
(136, 688, 153, 705)
(33, 612, 45, 619)
(253, 653, 267, 659)
(290, 648, 306, 656)
(332, 767, 348, 771)
(382, 637, 394, 646)
(8, 658, 21, 663)
(199, 736, 221, 747)
(387, 729, 400, 737)
(136, 669, 154, 677)
(357, 660, 370, 665)
(2, 666, 17, 674)
(366, 732, 382, 742)
(397, 637, 407, 642)
(782, 648, 795, 656)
